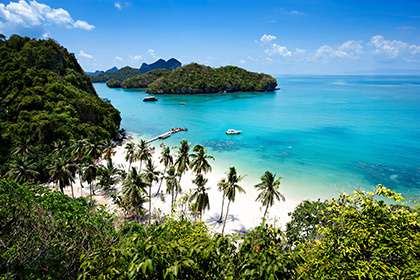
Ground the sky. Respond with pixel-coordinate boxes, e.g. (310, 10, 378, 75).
(1, 0, 420, 74)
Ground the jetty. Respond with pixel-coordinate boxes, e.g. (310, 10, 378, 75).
(146, 128, 188, 143)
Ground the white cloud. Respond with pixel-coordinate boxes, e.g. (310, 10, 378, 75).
(239, 59, 246, 65)
(265, 43, 292, 57)
(78, 50, 93, 59)
(114, 2, 129, 10)
(288, 10, 304, 16)
(114, 56, 123, 61)
(114, 2, 122, 10)
(370, 35, 420, 58)
(132, 54, 142, 60)
(0, 0, 95, 32)
(260, 34, 277, 43)
(147, 49, 157, 58)
(314, 40, 363, 60)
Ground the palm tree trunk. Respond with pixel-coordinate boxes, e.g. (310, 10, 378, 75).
(171, 190, 175, 214)
(222, 200, 231, 236)
(70, 182, 74, 198)
(156, 166, 167, 195)
(263, 205, 269, 222)
(175, 174, 182, 201)
(148, 185, 152, 224)
(139, 161, 142, 173)
(218, 195, 225, 222)
(89, 182, 93, 200)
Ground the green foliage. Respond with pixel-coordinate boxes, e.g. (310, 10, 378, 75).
(294, 186, 420, 279)
(121, 69, 170, 88)
(0, 35, 121, 180)
(0, 179, 115, 279)
(147, 63, 278, 94)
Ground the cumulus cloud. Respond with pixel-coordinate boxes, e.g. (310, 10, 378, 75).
(78, 50, 93, 59)
(260, 34, 277, 43)
(114, 56, 123, 61)
(0, 0, 95, 33)
(114, 2, 122, 10)
(131, 54, 142, 60)
(370, 35, 420, 58)
(147, 49, 157, 59)
(314, 40, 363, 60)
(114, 2, 129, 10)
(265, 43, 292, 57)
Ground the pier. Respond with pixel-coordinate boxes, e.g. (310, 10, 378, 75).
(146, 128, 188, 143)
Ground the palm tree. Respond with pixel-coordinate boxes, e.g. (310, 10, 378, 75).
(217, 178, 228, 223)
(156, 145, 173, 195)
(255, 171, 285, 221)
(174, 140, 190, 191)
(97, 161, 123, 195)
(189, 173, 209, 221)
(101, 140, 115, 165)
(6, 157, 39, 183)
(122, 167, 148, 220)
(135, 139, 151, 172)
(165, 165, 181, 213)
(49, 158, 76, 196)
(221, 167, 245, 235)
(82, 161, 98, 199)
(12, 139, 32, 157)
(144, 159, 160, 224)
(124, 141, 136, 170)
(189, 144, 214, 175)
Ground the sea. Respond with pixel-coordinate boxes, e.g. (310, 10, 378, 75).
(94, 75, 420, 202)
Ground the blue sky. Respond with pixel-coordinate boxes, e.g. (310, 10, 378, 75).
(1, 0, 420, 74)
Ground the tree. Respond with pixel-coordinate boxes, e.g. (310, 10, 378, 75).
(97, 160, 123, 195)
(255, 171, 285, 221)
(174, 140, 190, 190)
(101, 140, 115, 165)
(124, 141, 136, 170)
(217, 178, 228, 223)
(6, 156, 39, 183)
(122, 167, 148, 220)
(82, 161, 98, 199)
(221, 167, 245, 235)
(189, 173, 209, 220)
(156, 145, 173, 195)
(165, 165, 181, 213)
(190, 144, 214, 175)
(135, 139, 151, 172)
(12, 139, 32, 157)
(49, 157, 76, 196)
(144, 159, 160, 224)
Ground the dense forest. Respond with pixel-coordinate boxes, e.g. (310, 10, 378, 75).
(147, 63, 278, 94)
(90, 66, 140, 83)
(0, 35, 121, 180)
(0, 34, 419, 279)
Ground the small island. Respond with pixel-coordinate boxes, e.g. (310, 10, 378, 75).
(100, 63, 278, 94)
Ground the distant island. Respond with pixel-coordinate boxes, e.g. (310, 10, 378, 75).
(97, 63, 278, 94)
(88, 58, 182, 83)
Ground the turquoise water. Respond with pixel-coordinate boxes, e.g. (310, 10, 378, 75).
(94, 76, 420, 201)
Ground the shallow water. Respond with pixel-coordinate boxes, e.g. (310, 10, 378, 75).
(94, 75, 420, 201)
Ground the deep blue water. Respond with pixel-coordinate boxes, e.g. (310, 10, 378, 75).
(95, 75, 420, 201)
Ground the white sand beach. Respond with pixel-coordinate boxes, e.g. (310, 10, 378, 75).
(66, 135, 301, 234)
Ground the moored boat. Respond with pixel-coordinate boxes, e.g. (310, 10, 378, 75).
(226, 129, 241, 135)
(143, 96, 158, 102)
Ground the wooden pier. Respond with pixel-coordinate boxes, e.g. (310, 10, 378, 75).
(146, 128, 188, 143)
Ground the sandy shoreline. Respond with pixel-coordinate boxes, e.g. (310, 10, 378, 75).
(66, 134, 302, 234)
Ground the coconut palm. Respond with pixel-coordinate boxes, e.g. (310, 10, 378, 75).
(124, 141, 136, 170)
(122, 167, 148, 220)
(144, 159, 160, 224)
(174, 140, 190, 186)
(221, 167, 245, 235)
(6, 156, 39, 183)
(12, 139, 32, 157)
(101, 140, 115, 165)
(190, 173, 209, 221)
(255, 171, 285, 221)
(82, 161, 98, 199)
(97, 160, 123, 195)
(156, 145, 173, 195)
(217, 178, 228, 223)
(165, 165, 181, 213)
(49, 157, 76, 195)
(190, 144, 214, 175)
(135, 139, 151, 172)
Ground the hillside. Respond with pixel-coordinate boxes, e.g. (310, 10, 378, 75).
(121, 68, 170, 88)
(90, 66, 140, 82)
(147, 63, 278, 94)
(0, 34, 121, 179)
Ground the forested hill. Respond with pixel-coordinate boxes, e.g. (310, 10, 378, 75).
(147, 63, 278, 94)
(0, 34, 121, 179)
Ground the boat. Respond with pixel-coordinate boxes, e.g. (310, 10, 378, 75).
(143, 96, 158, 102)
(225, 129, 241, 135)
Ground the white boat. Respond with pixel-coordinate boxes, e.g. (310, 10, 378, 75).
(225, 129, 241, 135)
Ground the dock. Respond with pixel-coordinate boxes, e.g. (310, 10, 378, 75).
(146, 128, 188, 143)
